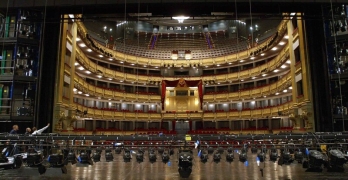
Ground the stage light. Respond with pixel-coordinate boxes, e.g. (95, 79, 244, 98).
(123, 149, 132, 162)
(47, 146, 64, 167)
(294, 148, 304, 163)
(213, 152, 221, 163)
(278, 147, 293, 165)
(270, 145, 278, 162)
(105, 147, 114, 162)
(199, 150, 208, 163)
(327, 149, 347, 171)
(162, 151, 170, 163)
(78, 150, 93, 165)
(148, 148, 157, 163)
(302, 150, 325, 171)
(178, 148, 193, 178)
(239, 145, 248, 163)
(27, 148, 43, 167)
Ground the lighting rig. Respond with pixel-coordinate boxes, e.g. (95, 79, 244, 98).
(2, 133, 348, 178)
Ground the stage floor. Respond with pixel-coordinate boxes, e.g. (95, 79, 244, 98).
(1, 150, 348, 180)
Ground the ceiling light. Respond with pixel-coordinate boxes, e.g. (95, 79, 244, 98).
(217, 82, 220, 84)
(279, 42, 285, 45)
(262, 74, 267, 77)
(74, 62, 79, 66)
(85, 71, 91, 74)
(289, 86, 292, 89)
(97, 75, 102, 78)
(285, 35, 289, 39)
(76, 38, 81, 41)
(273, 69, 279, 72)
(79, 43, 86, 47)
(286, 60, 291, 64)
(108, 99, 111, 100)
(275, 93, 279, 95)
(120, 80, 123, 82)
(120, 61, 124, 64)
(217, 64, 220, 66)
(205, 66, 208, 68)
(283, 89, 288, 93)
(240, 60, 244, 63)
(252, 77, 256, 79)
(73, 88, 77, 92)
(241, 79, 244, 81)
(144, 65, 147, 67)
(78, 91, 82, 94)
(108, 78, 113, 80)
(155, 67, 158, 68)
(87, 49, 92, 52)
(228, 62, 232, 64)
(85, 94, 90, 97)
(109, 58, 113, 61)
(78, 67, 84, 70)
(250, 57, 255, 60)
(261, 53, 265, 56)
(263, 96, 267, 98)
(172, 16, 190, 23)
(131, 64, 134, 65)
(99, 55, 103, 57)
(271, 47, 278, 51)
(281, 65, 287, 68)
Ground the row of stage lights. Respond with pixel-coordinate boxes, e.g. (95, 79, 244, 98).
(11, 143, 348, 178)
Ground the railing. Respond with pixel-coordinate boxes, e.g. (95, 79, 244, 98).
(67, 34, 290, 84)
(203, 71, 292, 101)
(72, 74, 161, 103)
(75, 14, 289, 66)
(69, 101, 293, 121)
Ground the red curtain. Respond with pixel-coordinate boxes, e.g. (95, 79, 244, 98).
(198, 81, 203, 109)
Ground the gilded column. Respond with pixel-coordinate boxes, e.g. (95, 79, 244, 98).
(53, 15, 68, 132)
(286, 17, 300, 129)
(66, 21, 78, 131)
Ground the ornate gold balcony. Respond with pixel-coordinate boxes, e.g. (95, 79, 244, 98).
(67, 35, 290, 84)
(203, 72, 291, 102)
(70, 101, 293, 121)
(75, 14, 289, 66)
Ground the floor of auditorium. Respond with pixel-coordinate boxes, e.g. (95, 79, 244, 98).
(1, 150, 348, 180)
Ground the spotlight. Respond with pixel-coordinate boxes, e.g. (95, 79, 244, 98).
(78, 149, 93, 165)
(105, 147, 114, 162)
(294, 148, 304, 163)
(278, 147, 293, 165)
(48, 146, 64, 167)
(162, 151, 170, 163)
(178, 148, 193, 178)
(269, 145, 278, 162)
(64, 149, 77, 165)
(213, 152, 221, 163)
(327, 149, 347, 172)
(199, 150, 209, 163)
(27, 148, 43, 167)
(136, 149, 144, 163)
(239, 145, 248, 163)
(123, 149, 132, 162)
(148, 148, 157, 163)
(302, 150, 325, 171)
